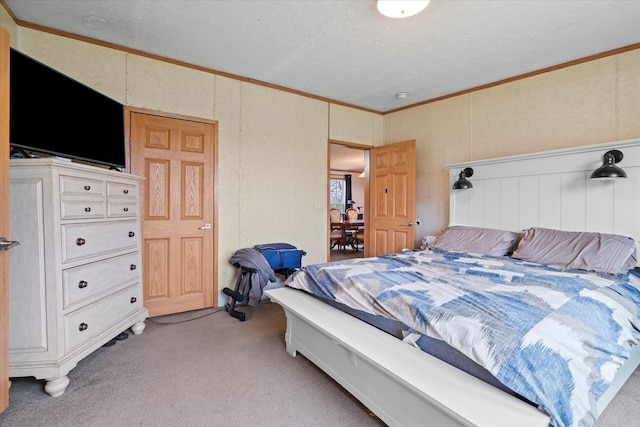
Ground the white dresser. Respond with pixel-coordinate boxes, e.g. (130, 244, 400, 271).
(8, 159, 148, 397)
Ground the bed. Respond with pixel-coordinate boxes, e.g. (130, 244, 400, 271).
(265, 139, 640, 427)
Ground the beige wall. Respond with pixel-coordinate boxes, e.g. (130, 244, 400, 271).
(4, 7, 639, 304)
(329, 103, 383, 144)
(384, 48, 640, 239)
(3, 17, 379, 304)
(0, 8, 16, 46)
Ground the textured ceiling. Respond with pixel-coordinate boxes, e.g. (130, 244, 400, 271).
(5, 0, 640, 113)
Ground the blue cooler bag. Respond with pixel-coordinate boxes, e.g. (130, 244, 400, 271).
(254, 243, 306, 273)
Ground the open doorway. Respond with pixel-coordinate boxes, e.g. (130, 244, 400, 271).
(329, 142, 369, 262)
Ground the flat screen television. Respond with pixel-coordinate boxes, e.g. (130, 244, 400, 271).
(10, 48, 126, 169)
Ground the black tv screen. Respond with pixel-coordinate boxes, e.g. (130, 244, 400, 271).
(10, 49, 126, 168)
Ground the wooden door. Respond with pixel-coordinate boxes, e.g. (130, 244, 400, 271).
(0, 28, 9, 413)
(130, 111, 217, 317)
(367, 140, 416, 257)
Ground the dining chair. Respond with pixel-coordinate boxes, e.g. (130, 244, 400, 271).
(345, 208, 363, 250)
(353, 226, 365, 251)
(329, 208, 345, 250)
(330, 208, 342, 223)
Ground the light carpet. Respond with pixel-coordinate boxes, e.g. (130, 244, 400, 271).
(0, 302, 638, 426)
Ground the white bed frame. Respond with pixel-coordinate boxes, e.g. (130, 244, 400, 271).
(266, 139, 640, 426)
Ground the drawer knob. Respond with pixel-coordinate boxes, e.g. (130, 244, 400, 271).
(84, 207, 91, 212)
(79, 323, 88, 331)
(130, 264, 137, 270)
(123, 189, 129, 194)
(84, 185, 91, 191)
(130, 297, 137, 304)
(123, 207, 129, 212)
(76, 238, 86, 246)
(78, 280, 88, 289)
(128, 231, 135, 238)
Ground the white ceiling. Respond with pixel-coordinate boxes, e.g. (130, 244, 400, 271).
(330, 144, 366, 172)
(6, 0, 640, 114)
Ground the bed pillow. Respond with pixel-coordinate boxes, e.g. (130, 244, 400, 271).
(430, 225, 521, 256)
(511, 227, 637, 275)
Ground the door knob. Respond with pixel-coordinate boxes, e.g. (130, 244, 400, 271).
(401, 222, 414, 227)
(0, 237, 19, 251)
(199, 223, 211, 230)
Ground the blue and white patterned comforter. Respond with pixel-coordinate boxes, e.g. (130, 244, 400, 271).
(285, 249, 640, 427)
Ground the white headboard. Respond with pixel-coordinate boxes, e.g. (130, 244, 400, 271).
(446, 139, 640, 257)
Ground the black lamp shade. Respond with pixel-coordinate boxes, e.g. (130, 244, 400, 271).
(590, 150, 627, 179)
(453, 168, 474, 189)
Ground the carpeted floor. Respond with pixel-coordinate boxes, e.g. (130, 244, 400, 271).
(0, 302, 383, 427)
(0, 301, 639, 426)
(330, 248, 364, 263)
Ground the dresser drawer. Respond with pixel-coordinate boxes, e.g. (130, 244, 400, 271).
(63, 252, 141, 309)
(107, 181, 137, 199)
(60, 175, 105, 197)
(64, 284, 143, 352)
(107, 200, 138, 218)
(61, 220, 139, 263)
(60, 198, 106, 219)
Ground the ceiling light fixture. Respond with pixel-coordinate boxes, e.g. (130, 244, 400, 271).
(377, 0, 430, 18)
(395, 92, 408, 99)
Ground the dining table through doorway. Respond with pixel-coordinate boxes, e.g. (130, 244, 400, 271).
(330, 220, 365, 252)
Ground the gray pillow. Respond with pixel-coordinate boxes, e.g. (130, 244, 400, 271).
(431, 225, 521, 256)
(511, 227, 637, 275)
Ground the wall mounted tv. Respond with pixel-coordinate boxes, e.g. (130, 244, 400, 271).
(10, 48, 126, 169)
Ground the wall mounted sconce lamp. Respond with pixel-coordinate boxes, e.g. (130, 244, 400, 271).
(590, 150, 627, 179)
(453, 168, 474, 189)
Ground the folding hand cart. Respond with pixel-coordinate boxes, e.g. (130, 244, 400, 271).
(224, 243, 305, 321)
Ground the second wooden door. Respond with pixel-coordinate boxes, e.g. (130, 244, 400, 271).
(368, 140, 416, 257)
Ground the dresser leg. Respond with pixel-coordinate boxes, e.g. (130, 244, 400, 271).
(44, 376, 70, 397)
(130, 320, 146, 335)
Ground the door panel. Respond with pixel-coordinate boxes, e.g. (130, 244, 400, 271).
(130, 112, 216, 317)
(394, 173, 408, 217)
(368, 140, 416, 257)
(374, 174, 389, 217)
